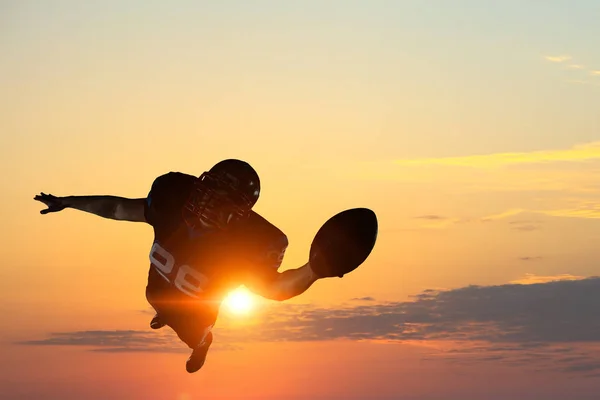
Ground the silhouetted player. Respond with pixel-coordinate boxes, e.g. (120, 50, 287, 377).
(35, 159, 323, 373)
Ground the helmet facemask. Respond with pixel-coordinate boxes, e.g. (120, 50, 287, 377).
(182, 171, 257, 230)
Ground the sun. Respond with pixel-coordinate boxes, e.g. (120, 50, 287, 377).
(223, 286, 254, 315)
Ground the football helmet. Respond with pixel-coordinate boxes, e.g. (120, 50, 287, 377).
(183, 159, 260, 229)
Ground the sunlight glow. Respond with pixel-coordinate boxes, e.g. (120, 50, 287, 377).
(223, 287, 254, 315)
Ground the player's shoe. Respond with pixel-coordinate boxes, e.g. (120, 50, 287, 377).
(150, 314, 166, 330)
(186, 331, 213, 373)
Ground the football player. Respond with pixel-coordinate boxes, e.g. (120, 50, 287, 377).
(34, 159, 329, 373)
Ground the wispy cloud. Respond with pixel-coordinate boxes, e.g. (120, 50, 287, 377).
(543, 54, 600, 87)
(509, 273, 585, 284)
(511, 224, 542, 232)
(506, 218, 545, 232)
(18, 330, 239, 353)
(409, 203, 600, 231)
(415, 215, 447, 220)
(517, 256, 543, 262)
(20, 330, 190, 353)
(409, 204, 600, 230)
(338, 145, 600, 197)
(544, 55, 572, 63)
(480, 209, 525, 222)
(413, 214, 461, 228)
(541, 202, 600, 219)
(350, 296, 376, 302)
(394, 142, 600, 168)
(21, 277, 600, 376)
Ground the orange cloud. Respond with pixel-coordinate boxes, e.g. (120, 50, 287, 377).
(510, 273, 586, 285)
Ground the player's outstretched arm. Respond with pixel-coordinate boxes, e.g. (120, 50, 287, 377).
(246, 262, 320, 302)
(34, 192, 147, 222)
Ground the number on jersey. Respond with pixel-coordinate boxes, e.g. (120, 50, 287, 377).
(149, 242, 209, 298)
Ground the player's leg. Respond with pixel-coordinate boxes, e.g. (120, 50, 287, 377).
(146, 295, 215, 372)
(145, 270, 218, 373)
(184, 327, 213, 373)
(150, 313, 165, 329)
(145, 270, 170, 330)
(165, 302, 218, 373)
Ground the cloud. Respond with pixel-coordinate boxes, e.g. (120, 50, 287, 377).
(412, 214, 461, 229)
(543, 54, 600, 87)
(508, 219, 544, 231)
(410, 210, 548, 231)
(393, 142, 600, 168)
(480, 209, 525, 222)
(509, 273, 585, 284)
(407, 202, 600, 232)
(517, 256, 543, 262)
(406, 205, 600, 231)
(18, 330, 239, 353)
(544, 55, 572, 62)
(338, 142, 600, 197)
(541, 203, 600, 219)
(414, 215, 448, 220)
(19, 330, 189, 353)
(22, 277, 600, 375)
(350, 296, 376, 302)
(421, 341, 600, 377)
(483, 203, 600, 223)
(412, 211, 529, 228)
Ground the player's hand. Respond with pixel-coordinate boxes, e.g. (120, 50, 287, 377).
(34, 192, 68, 214)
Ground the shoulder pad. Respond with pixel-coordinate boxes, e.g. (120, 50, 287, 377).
(246, 211, 288, 245)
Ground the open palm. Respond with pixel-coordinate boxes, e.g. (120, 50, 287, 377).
(34, 192, 67, 214)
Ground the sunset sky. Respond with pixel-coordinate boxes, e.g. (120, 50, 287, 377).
(2, 1, 600, 399)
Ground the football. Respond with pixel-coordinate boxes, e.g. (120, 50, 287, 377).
(309, 208, 378, 278)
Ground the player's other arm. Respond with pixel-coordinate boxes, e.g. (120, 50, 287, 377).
(244, 239, 321, 302)
(257, 262, 320, 301)
(34, 192, 147, 222)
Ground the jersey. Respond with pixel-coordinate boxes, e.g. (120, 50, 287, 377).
(143, 172, 288, 306)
